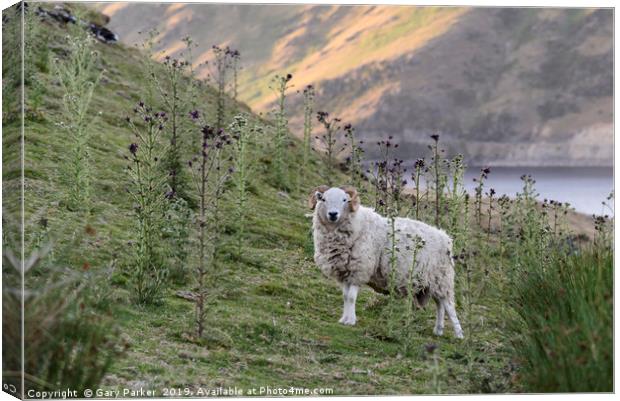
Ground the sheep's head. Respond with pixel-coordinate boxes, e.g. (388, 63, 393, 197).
(308, 185, 360, 225)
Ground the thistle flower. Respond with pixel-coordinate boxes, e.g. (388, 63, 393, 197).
(189, 110, 200, 120)
(129, 143, 138, 155)
(201, 125, 215, 139)
(430, 134, 439, 142)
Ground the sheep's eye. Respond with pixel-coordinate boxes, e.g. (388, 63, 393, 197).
(343, 198, 347, 202)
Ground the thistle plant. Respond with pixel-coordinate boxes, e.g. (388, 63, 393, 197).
(231, 49, 241, 102)
(125, 102, 170, 305)
(446, 154, 466, 238)
(300, 84, 315, 190)
(592, 191, 614, 249)
(511, 174, 553, 274)
(53, 27, 101, 211)
(137, 29, 160, 105)
(149, 54, 191, 196)
(24, 5, 49, 118)
(367, 137, 401, 215)
(411, 158, 426, 220)
(497, 194, 512, 265)
(315, 110, 345, 186)
(270, 73, 293, 189)
(486, 188, 496, 241)
(428, 134, 446, 227)
(542, 199, 572, 247)
(473, 167, 491, 228)
(593, 214, 613, 250)
(207, 45, 238, 130)
(402, 235, 425, 353)
(229, 114, 255, 256)
(369, 138, 413, 340)
(181, 36, 200, 110)
(189, 123, 234, 338)
(162, 196, 192, 284)
(344, 123, 364, 189)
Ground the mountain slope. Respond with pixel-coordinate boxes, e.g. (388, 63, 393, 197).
(98, 4, 613, 166)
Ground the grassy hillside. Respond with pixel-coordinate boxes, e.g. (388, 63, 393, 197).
(98, 4, 613, 167)
(2, 4, 611, 396)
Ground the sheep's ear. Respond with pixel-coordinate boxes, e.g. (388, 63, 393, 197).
(341, 185, 360, 212)
(308, 185, 329, 210)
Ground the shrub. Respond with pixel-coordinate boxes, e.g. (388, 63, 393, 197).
(2, 246, 123, 396)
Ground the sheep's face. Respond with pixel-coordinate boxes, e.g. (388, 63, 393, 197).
(309, 186, 360, 225)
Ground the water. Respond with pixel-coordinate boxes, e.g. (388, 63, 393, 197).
(462, 167, 613, 216)
(402, 166, 613, 216)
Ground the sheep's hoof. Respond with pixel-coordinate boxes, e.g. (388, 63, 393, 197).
(339, 316, 356, 325)
(455, 331, 464, 339)
(433, 327, 444, 336)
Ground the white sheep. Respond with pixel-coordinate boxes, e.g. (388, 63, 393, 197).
(308, 185, 464, 338)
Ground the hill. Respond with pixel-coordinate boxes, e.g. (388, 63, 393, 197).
(2, 3, 610, 396)
(96, 4, 613, 167)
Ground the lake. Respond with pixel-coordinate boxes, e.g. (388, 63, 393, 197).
(401, 166, 613, 216)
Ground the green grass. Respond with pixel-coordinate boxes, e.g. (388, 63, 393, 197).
(510, 247, 613, 392)
(2, 4, 612, 395)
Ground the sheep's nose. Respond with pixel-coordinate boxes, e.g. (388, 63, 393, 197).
(328, 211, 339, 221)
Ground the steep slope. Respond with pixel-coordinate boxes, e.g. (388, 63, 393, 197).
(97, 4, 613, 166)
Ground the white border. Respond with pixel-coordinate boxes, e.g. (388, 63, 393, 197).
(0, 1, 616, 401)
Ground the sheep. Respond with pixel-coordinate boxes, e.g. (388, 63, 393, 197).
(308, 185, 464, 338)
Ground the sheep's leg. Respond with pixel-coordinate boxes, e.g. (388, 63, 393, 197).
(344, 284, 359, 325)
(433, 298, 445, 336)
(441, 299, 464, 339)
(338, 283, 351, 324)
(339, 283, 359, 326)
